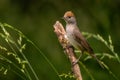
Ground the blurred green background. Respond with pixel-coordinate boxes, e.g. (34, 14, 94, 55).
(0, 0, 120, 80)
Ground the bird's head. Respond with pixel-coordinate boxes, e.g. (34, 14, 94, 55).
(63, 11, 76, 24)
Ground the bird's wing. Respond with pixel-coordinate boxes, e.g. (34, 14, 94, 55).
(73, 27, 105, 68)
(73, 27, 93, 53)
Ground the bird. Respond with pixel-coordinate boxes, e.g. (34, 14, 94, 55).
(63, 11, 103, 68)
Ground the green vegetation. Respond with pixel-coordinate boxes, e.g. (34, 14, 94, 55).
(0, 23, 119, 80)
(0, 0, 120, 80)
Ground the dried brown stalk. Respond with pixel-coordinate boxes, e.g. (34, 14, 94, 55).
(53, 21, 82, 80)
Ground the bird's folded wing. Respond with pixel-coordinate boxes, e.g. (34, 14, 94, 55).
(73, 28, 93, 53)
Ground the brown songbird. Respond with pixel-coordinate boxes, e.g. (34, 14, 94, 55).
(63, 11, 103, 68)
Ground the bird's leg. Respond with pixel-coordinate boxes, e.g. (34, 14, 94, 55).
(72, 51, 83, 66)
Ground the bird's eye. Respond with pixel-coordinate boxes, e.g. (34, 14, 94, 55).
(68, 16, 71, 18)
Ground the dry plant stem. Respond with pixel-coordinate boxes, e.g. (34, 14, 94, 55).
(54, 21, 82, 80)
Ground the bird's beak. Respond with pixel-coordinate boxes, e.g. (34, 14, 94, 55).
(61, 17, 65, 20)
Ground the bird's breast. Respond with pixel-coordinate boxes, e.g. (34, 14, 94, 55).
(66, 25, 74, 42)
(66, 25, 81, 49)
(66, 24, 74, 33)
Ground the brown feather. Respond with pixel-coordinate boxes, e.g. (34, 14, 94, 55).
(73, 27, 93, 54)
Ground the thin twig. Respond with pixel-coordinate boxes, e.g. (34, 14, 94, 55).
(53, 21, 82, 80)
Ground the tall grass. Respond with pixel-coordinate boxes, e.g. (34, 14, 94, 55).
(0, 22, 119, 80)
(0, 23, 61, 80)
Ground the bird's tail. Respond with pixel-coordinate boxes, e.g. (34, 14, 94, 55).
(91, 53, 104, 68)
